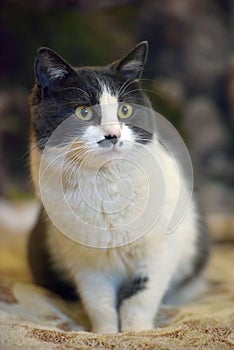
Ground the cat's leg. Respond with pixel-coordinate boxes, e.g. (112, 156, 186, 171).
(76, 271, 119, 334)
(119, 263, 173, 332)
(28, 209, 78, 300)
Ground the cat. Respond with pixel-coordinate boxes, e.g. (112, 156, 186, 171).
(28, 42, 209, 334)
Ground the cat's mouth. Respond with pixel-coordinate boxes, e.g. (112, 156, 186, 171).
(97, 137, 123, 149)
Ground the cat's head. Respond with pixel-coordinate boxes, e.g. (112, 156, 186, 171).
(30, 42, 155, 165)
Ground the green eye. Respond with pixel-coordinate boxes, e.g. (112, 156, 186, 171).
(75, 106, 93, 121)
(118, 103, 133, 119)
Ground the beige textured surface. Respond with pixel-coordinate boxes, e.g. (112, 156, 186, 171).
(0, 200, 233, 349)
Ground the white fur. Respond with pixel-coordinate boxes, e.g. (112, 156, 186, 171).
(99, 85, 118, 108)
(121, 60, 142, 73)
(31, 85, 202, 334)
(99, 85, 121, 140)
(48, 64, 67, 80)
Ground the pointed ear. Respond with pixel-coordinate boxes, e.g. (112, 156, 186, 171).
(35, 47, 75, 88)
(114, 41, 148, 81)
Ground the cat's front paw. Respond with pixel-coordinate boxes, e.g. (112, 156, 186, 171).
(92, 325, 119, 334)
(120, 305, 154, 332)
(121, 320, 154, 333)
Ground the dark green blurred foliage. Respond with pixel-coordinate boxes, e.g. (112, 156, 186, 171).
(0, 2, 139, 87)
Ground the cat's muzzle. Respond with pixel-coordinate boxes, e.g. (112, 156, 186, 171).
(97, 135, 119, 147)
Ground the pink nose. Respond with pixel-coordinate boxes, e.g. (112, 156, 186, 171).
(102, 126, 121, 139)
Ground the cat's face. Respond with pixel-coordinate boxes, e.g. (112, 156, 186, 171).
(30, 42, 155, 165)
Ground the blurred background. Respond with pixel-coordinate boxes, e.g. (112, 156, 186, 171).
(0, 0, 234, 239)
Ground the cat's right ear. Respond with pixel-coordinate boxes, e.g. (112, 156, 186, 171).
(35, 48, 75, 88)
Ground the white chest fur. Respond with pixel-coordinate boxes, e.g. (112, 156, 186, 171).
(41, 142, 162, 248)
(41, 139, 198, 282)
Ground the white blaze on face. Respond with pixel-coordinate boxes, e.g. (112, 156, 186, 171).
(99, 85, 121, 137)
(83, 83, 134, 155)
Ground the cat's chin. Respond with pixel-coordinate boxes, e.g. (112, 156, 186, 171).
(84, 145, 132, 169)
(97, 144, 131, 157)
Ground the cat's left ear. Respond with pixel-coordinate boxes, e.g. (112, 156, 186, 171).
(113, 41, 148, 81)
(35, 47, 75, 88)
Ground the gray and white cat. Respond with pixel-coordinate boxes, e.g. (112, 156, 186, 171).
(28, 42, 209, 333)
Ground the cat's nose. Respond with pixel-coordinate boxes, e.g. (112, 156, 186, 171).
(104, 134, 118, 145)
(103, 127, 121, 139)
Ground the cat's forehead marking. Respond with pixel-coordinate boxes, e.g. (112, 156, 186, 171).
(99, 84, 118, 105)
(99, 84, 119, 125)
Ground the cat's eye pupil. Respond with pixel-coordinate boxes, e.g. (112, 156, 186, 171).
(122, 105, 128, 115)
(81, 108, 88, 117)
